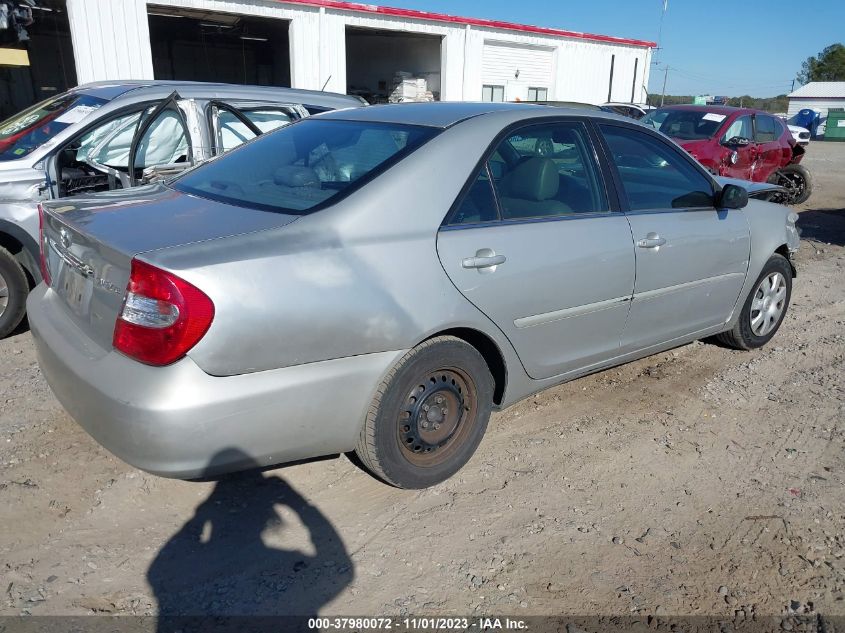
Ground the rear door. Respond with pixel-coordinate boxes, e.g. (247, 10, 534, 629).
(436, 120, 635, 380)
(598, 123, 750, 351)
(753, 114, 785, 181)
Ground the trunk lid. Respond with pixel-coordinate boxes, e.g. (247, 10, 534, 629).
(41, 183, 299, 350)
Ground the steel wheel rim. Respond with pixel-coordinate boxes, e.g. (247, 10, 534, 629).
(750, 272, 786, 337)
(397, 367, 478, 468)
(775, 171, 806, 204)
(0, 269, 8, 317)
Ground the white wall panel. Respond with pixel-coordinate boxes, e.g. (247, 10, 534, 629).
(67, 0, 153, 83)
(65, 0, 652, 106)
(481, 41, 554, 101)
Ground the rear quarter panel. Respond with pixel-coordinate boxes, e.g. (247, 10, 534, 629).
(142, 112, 531, 389)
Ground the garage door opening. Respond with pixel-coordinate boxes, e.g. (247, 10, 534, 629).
(148, 7, 290, 87)
(345, 27, 441, 104)
(0, 0, 76, 120)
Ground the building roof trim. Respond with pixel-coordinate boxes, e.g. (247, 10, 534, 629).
(788, 82, 845, 98)
(272, 0, 657, 48)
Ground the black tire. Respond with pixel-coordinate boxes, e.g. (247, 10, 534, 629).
(717, 254, 792, 350)
(355, 336, 494, 489)
(0, 246, 29, 339)
(767, 163, 813, 205)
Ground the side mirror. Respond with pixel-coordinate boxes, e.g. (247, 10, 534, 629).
(717, 183, 748, 210)
(723, 136, 750, 147)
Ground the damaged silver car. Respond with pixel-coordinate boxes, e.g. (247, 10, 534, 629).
(0, 80, 363, 337)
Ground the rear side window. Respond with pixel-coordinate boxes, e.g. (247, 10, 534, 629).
(754, 115, 778, 143)
(600, 124, 714, 211)
(449, 121, 608, 225)
(174, 119, 437, 214)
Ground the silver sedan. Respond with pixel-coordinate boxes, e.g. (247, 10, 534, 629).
(28, 103, 800, 489)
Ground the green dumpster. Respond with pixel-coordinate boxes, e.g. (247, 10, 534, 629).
(825, 109, 845, 141)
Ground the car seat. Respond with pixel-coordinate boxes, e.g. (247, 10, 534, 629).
(498, 157, 571, 218)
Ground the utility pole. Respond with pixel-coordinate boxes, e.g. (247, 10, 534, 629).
(791, 79, 795, 93)
(660, 65, 669, 106)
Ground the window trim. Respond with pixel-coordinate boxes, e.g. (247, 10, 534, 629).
(442, 116, 618, 229)
(594, 119, 720, 215)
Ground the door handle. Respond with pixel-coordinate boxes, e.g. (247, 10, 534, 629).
(637, 234, 666, 249)
(462, 250, 506, 269)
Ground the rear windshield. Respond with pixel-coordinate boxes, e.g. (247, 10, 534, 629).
(174, 119, 438, 214)
(0, 93, 108, 161)
(641, 108, 728, 141)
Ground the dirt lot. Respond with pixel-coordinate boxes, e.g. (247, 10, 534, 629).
(1, 143, 844, 623)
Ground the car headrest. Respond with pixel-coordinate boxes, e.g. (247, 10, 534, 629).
(501, 157, 559, 201)
(274, 165, 320, 188)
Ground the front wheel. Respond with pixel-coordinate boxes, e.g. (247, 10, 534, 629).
(716, 254, 792, 350)
(767, 163, 813, 205)
(355, 336, 494, 489)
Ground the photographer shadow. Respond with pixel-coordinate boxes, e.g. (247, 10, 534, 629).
(147, 448, 353, 632)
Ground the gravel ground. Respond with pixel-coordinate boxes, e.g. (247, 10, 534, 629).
(1, 142, 843, 622)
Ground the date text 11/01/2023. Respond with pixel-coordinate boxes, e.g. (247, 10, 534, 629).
(307, 617, 529, 630)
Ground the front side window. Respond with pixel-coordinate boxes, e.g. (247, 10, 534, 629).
(482, 85, 505, 102)
(0, 93, 108, 161)
(76, 110, 145, 168)
(600, 124, 714, 211)
(174, 119, 437, 214)
(721, 115, 753, 143)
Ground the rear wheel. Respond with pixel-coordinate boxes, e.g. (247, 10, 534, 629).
(355, 336, 494, 489)
(767, 163, 812, 205)
(717, 254, 792, 350)
(0, 247, 28, 339)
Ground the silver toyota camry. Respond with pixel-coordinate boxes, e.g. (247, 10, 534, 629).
(28, 102, 800, 489)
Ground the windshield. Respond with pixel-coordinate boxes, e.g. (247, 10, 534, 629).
(641, 108, 728, 141)
(174, 119, 438, 214)
(0, 93, 108, 161)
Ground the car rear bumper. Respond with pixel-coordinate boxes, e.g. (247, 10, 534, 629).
(28, 284, 405, 479)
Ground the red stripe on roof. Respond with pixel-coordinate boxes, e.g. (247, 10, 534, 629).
(272, 0, 656, 48)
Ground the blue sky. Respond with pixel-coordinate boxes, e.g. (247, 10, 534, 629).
(380, 0, 843, 98)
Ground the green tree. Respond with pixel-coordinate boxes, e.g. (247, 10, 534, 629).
(797, 43, 845, 83)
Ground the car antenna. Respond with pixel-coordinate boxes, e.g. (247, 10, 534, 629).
(321, 75, 332, 91)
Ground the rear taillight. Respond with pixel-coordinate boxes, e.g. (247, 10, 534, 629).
(38, 203, 51, 286)
(113, 259, 214, 366)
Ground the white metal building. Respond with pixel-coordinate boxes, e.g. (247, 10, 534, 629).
(49, 0, 654, 106)
(787, 82, 845, 136)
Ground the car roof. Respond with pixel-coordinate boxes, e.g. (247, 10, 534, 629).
(72, 80, 363, 109)
(317, 101, 618, 128)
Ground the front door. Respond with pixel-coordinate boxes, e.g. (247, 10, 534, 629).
(597, 123, 751, 351)
(719, 114, 758, 180)
(437, 120, 635, 380)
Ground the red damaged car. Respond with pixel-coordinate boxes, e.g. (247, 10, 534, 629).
(642, 105, 812, 204)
